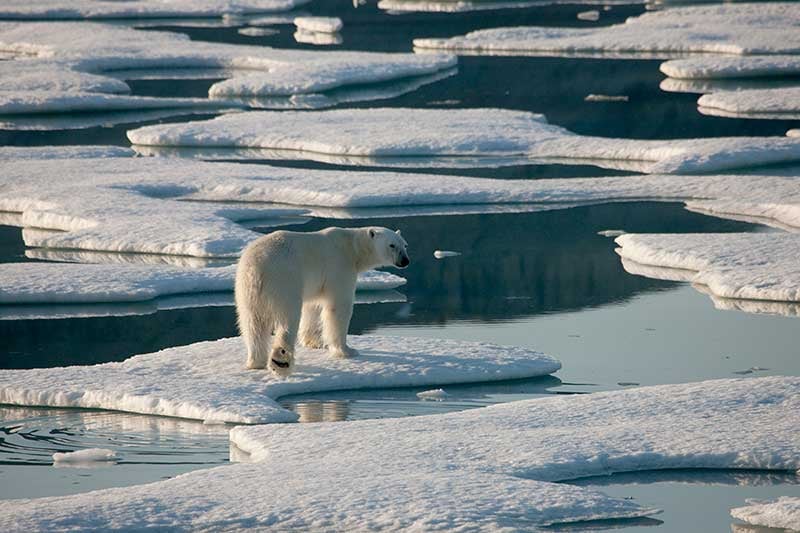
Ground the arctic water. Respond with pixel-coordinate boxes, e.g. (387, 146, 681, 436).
(1, 1, 799, 531)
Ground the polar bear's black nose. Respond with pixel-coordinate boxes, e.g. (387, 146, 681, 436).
(398, 256, 410, 268)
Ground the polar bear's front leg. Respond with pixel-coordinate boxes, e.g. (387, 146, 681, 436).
(299, 303, 324, 349)
(322, 285, 358, 359)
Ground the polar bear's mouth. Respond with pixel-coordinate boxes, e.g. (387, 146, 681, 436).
(272, 359, 290, 369)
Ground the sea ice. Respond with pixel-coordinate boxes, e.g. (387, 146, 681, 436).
(1, 376, 795, 530)
(615, 233, 800, 303)
(294, 16, 343, 33)
(731, 497, 800, 531)
(698, 88, 800, 120)
(52, 448, 117, 464)
(660, 56, 800, 81)
(0, 0, 311, 19)
(433, 250, 461, 258)
(584, 94, 628, 102)
(413, 3, 800, 56)
(0, 335, 561, 424)
(416, 388, 449, 399)
(126, 108, 800, 173)
(0, 263, 404, 304)
(6, 154, 800, 259)
(293, 30, 343, 46)
(378, 0, 638, 14)
(597, 229, 625, 237)
(237, 27, 280, 37)
(576, 10, 599, 22)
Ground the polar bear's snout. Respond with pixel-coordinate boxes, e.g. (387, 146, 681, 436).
(396, 253, 410, 268)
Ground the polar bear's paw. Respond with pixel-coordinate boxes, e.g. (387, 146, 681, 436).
(269, 346, 295, 377)
(331, 345, 359, 359)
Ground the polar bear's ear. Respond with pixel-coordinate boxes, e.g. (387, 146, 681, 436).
(395, 230, 402, 236)
(369, 229, 376, 238)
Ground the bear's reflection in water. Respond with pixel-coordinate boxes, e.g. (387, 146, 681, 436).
(287, 400, 351, 423)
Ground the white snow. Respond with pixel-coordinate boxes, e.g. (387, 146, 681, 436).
(0, 1, 311, 20)
(126, 108, 800, 174)
(0, 262, 404, 304)
(0, 91, 238, 115)
(732, 497, 800, 531)
(433, 250, 461, 258)
(416, 388, 449, 399)
(660, 56, 800, 80)
(52, 448, 117, 464)
(0, 335, 561, 424)
(615, 233, 800, 303)
(414, 3, 800, 56)
(6, 154, 800, 259)
(2, 376, 796, 530)
(294, 16, 342, 34)
(698, 88, 800, 120)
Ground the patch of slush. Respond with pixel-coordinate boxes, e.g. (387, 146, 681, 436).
(126, 108, 800, 174)
(2, 377, 796, 530)
(413, 3, 800, 57)
(52, 448, 117, 464)
(615, 233, 800, 303)
(0, 262, 404, 304)
(731, 496, 800, 531)
(294, 16, 342, 33)
(698, 88, 800, 120)
(0, 1, 311, 19)
(6, 154, 800, 258)
(0, 335, 561, 424)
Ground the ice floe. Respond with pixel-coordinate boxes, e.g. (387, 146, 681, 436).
(414, 3, 800, 57)
(698, 88, 800, 120)
(237, 27, 280, 37)
(6, 154, 800, 259)
(576, 10, 599, 22)
(378, 0, 637, 14)
(660, 56, 800, 81)
(2, 376, 796, 530)
(0, 335, 561, 424)
(0, 0, 311, 20)
(126, 108, 800, 173)
(293, 30, 343, 46)
(294, 16, 342, 33)
(0, 262, 404, 305)
(616, 233, 800, 304)
(732, 497, 800, 531)
(584, 93, 628, 102)
(52, 448, 117, 465)
(433, 250, 461, 258)
(416, 388, 449, 400)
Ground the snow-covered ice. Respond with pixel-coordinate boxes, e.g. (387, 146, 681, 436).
(416, 388, 449, 400)
(433, 250, 461, 258)
(698, 88, 800, 120)
(52, 448, 117, 464)
(378, 0, 639, 14)
(731, 497, 800, 531)
(0, 335, 561, 424)
(0, 0, 311, 20)
(660, 56, 800, 81)
(597, 229, 625, 237)
(126, 108, 800, 173)
(414, 3, 800, 56)
(6, 154, 800, 258)
(576, 10, 599, 22)
(2, 376, 797, 530)
(294, 16, 342, 33)
(616, 233, 800, 303)
(0, 262, 404, 304)
(584, 93, 628, 102)
(293, 30, 343, 46)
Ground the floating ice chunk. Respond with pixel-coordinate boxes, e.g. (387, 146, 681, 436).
(414, 3, 800, 56)
(660, 56, 800, 80)
(237, 27, 280, 37)
(293, 30, 343, 46)
(616, 233, 800, 303)
(433, 250, 461, 258)
(294, 16, 342, 34)
(731, 497, 800, 531)
(0, 0, 311, 19)
(698, 87, 800, 120)
(52, 448, 117, 464)
(0, 91, 239, 115)
(0, 262, 404, 305)
(246, 13, 302, 25)
(597, 229, 625, 237)
(378, 0, 638, 14)
(416, 388, 449, 400)
(585, 93, 628, 102)
(577, 10, 599, 21)
(127, 108, 800, 174)
(0, 335, 561, 424)
(660, 77, 800, 96)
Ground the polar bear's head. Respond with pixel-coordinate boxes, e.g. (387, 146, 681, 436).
(368, 227, 410, 269)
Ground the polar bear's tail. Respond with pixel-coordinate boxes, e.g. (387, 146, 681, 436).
(235, 261, 272, 370)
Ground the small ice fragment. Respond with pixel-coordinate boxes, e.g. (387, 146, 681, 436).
(788, 129, 800, 138)
(417, 388, 449, 400)
(585, 94, 629, 103)
(53, 448, 117, 464)
(294, 16, 343, 33)
(294, 30, 343, 46)
(577, 10, 600, 22)
(238, 27, 280, 37)
(603, 5, 612, 11)
(597, 229, 626, 237)
(618, 382, 640, 387)
(434, 250, 461, 259)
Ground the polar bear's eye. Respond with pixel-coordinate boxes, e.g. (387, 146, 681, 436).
(389, 244, 395, 249)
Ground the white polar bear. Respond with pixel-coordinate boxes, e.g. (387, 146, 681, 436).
(234, 226, 410, 376)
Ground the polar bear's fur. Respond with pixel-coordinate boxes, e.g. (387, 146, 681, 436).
(234, 226, 410, 376)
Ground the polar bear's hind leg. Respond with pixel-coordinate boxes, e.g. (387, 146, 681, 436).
(299, 303, 324, 349)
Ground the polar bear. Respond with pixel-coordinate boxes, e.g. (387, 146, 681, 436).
(234, 226, 410, 376)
